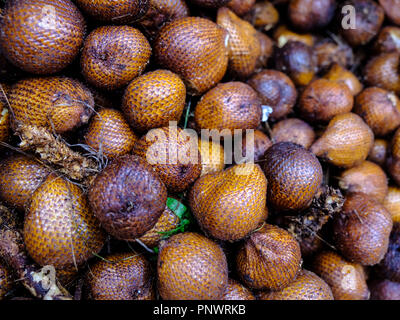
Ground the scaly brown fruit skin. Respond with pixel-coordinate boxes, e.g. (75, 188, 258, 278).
(122, 70, 186, 133)
(315, 39, 354, 73)
(374, 27, 400, 54)
(189, 0, 230, 8)
(258, 270, 334, 300)
(84, 108, 137, 160)
(271, 118, 315, 149)
(222, 279, 256, 300)
(0, 263, 12, 300)
(154, 17, 229, 96)
(263, 142, 323, 211)
(323, 63, 363, 96)
(85, 253, 154, 300)
(288, 0, 336, 32)
(88, 155, 167, 241)
(24, 173, 106, 269)
(248, 69, 297, 121)
(244, 1, 279, 30)
(383, 186, 400, 223)
(299, 79, 354, 123)
(157, 232, 228, 300)
(236, 224, 302, 290)
(9, 77, 94, 134)
(0, 0, 85, 74)
(333, 193, 393, 266)
(311, 113, 374, 168)
(255, 31, 274, 70)
(273, 25, 315, 48)
(132, 127, 202, 193)
(80, 26, 151, 91)
(339, 0, 384, 47)
(378, 0, 400, 26)
(239, 130, 272, 163)
(364, 53, 400, 95)
(0, 94, 9, 144)
(198, 138, 225, 176)
(368, 139, 388, 167)
(217, 7, 261, 79)
(339, 161, 388, 203)
(354, 87, 400, 137)
(194, 82, 261, 134)
(376, 223, 400, 282)
(369, 279, 400, 300)
(386, 128, 400, 185)
(0, 155, 51, 211)
(312, 251, 370, 300)
(73, 0, 149, 23)
(189, 163, 267, 241)
(227, 0, 255, 16)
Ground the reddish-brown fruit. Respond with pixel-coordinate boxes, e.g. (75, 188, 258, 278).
(378, 0, 400, 25)
(0, 93, 9, 144)
(157, 232, 228, 300)
(299, 79, 354, 123)
(84, 108, 137, 160)
(0, 0, 85, 74)
(0, 264, 11, 300)
(189, 163, 267, 241)
(74, 0, 149, 23)
(274, 41, 316, 86)
(376, 223, 400, 282)
(383, 186, 400, 223)
(0, 155, 51, 211)
(133, 127, 202, 192)
(222, 279, 256, 300)
(236, 224, 301, 290)
(9, 77, 94, 134)
(355, 87, 400, 137)
(333, 193, 393, 266)
(339, 161, 388, 203)
(217, 8, 261, 79)
(288, 0, 336, 32)
(227, 0, 255, 16)
(198, 138, 225, 177)
(247, 70, 297, 121)
(323, 63, 363, 96)
(189, 0, 230, 8)
(315, 39, 354, 73)
(258, 270, 333, 300)
(194, 82, 261, 134)
(239, 130, 272, 163)
(244, 1, 279, 31)
(85, 253, 154, 300)
(312, 251, 370, 300)
(368, 139, 388, 167)
(80, 26, 151, 91)
(339, 0, 384, 47)
(154, 17, 229, 96)
(263, 142, 323, 211)
(387, 128, 400, 185)
(24, 173, 106, 269)
(271, 118, 315, 149)
(88, 155, 167, 241)
(255, 31, 274, 70)
(273, 25, 315, 48)
(369, 279, 400, 300)
(311, 113, 374, 168)
(364, 53, 400, 95)
(374, 26, 400, 54)
(122, 70, 186, 133)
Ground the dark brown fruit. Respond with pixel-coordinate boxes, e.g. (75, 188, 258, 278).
(227, 0, 255, 16)
(323, 63, 363, 96)
(222, 279, 256, 300)
(74, 0, 149, 23)
(369, 279, 400, 300)
(0, 92, 9, 144)
(312, 251, 370, 300)
(194, 82, 261, 134)
(236, 224, 302, 290)
(288, 0, 336, 32)
(154, 17, 229, 95)
(86, 253, 154, 300)
(299, 79, 354, 123)
(0, 264, 11, 300)
(368, 139, 388, 167)
(383, 186, 400, 223)
(255, 31, 274, 70)
(258, 270, 334, 300)
(273, 25, 315, 48)
(263, 142, 323, 211)
(354, 87, 400, 137)
(239, 130, 272, 163)
(376, 223, 400, 282)
(244, 1, 279, 31)
(333, 193, 393, 266)
(9, 77, 94, 134)
(378, 0, 400, 25)
(122, 69, 186, 133)
(247, 70, 297, 121)
(88, 155, 167, 241)
(271, 118, 315, 149)
(80, 26, 151, 91)
(24, 173, 106, 269)
(0, 0, 85, 74)
(315, 39, 354, 73)
(0, 155, 51, 211)
(84, 108, 137, 160)
(189, 163, 267, 241)
(339, 0, 384, 47)
(157, 232, 228, 300)
(374, 26, 400, 54)
(189, 0, 230, 8)
(132, 127, 202, 192)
